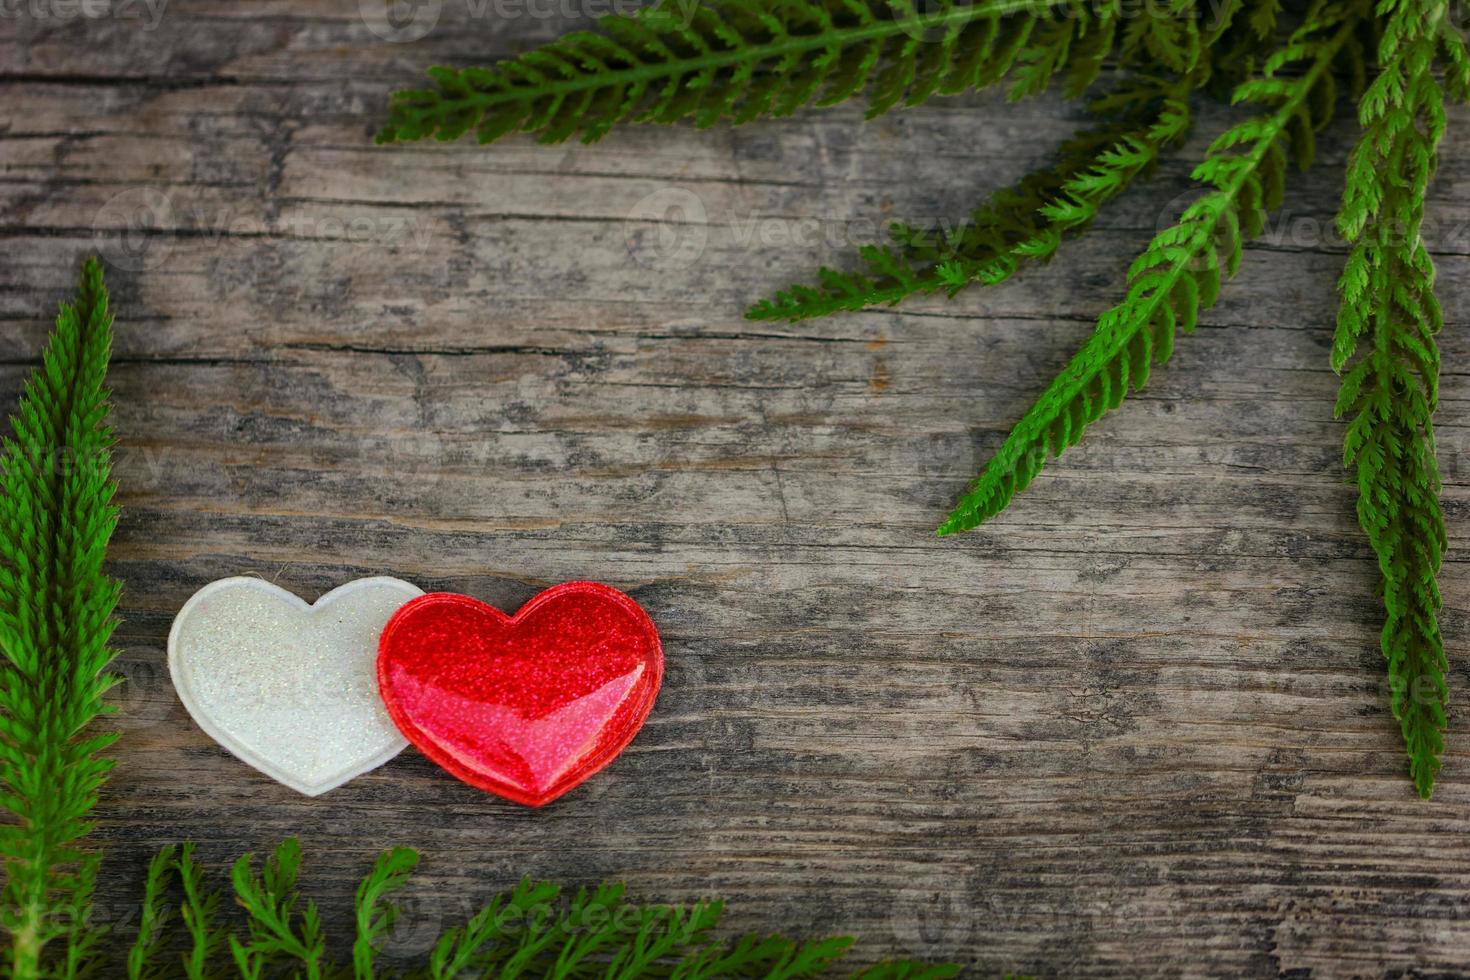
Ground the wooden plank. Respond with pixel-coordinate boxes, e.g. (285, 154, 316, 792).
(4, 2, 1470, 975)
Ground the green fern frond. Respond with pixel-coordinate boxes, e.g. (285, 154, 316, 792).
(1438, 14, 1470, 100)
(672, 933, 858, 978)
(742, 0, 1257, 324)
(54, 856, 104, 980)
(0, 257, 121, 980)
(377, 0, 1135, 145)
(229, 839, 327, 980)
(747, 77, 1191, 322)
(125, 846, 175, 980)
(177, 842, 229, 980)
(939, 0, 1363, 534)
(1332, 0, 1453, 798)
(426, 877, 553, 978)
(117, 841, 953, 979)
(352, 846, 418, 979)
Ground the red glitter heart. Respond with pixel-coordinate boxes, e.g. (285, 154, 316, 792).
(376, 582, 662, 806)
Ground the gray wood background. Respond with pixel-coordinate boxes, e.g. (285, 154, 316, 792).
(4, 2, 1470, 976)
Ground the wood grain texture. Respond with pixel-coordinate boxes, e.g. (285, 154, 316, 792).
(4, 3, 1470, 976)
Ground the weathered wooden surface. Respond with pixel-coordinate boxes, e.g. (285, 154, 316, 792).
(5, 3, 1470, 976)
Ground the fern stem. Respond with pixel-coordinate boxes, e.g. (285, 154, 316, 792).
(10, 916, 40, 980)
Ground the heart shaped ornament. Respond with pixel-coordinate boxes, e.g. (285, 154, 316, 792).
(377, 582, 663, 806)
(168, 577, 423, 796)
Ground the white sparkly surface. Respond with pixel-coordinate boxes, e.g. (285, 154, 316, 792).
(168, 577, 422, 796)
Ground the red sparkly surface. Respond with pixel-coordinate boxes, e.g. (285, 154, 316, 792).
(376, 582, 662, 807)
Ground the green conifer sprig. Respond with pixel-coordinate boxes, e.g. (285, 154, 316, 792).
(376, 0, 1142, 145)
(741, 0, 1270, 324)
(126, 845, 175, 980)
(1331, 0, 1456, 798)
(746, 76, 1191, 322)
(939, 0, 1363, 532)
(353, 846, 417, 978)
(229, 838, 328, 979)
(0, 257, 121, 979)
(120, 839, 958, 980)
(176, 842, 228, 978)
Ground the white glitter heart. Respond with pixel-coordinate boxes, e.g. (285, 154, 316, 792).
(167, 576, 423, 796)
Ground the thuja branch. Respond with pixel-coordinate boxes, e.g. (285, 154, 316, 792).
(0, 257, 121, 980)
(746, 76, 1193, 322)
(377, 0, 1122, 144)
(1333, 0, 1458, 797)
(939, 0, 1363, 533)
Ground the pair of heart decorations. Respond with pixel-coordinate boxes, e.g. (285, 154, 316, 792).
(167, 576, 662, 806)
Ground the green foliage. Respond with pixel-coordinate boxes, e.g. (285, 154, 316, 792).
(354, 847, 418, 978)
(377, 0, 1132, 145)
(1332, 0, 1456, 797)
(744, 0, 1271, 323)
(126, 847, 176, 980)
(746, 76, 1191, 321)
(940, 0, 1361, 532)
(0, 257, 121, 980)
(176, 843, 227, 980)
(119, 839, 955, 979)
(4, 12, 1464, 980)
(228, 838, 328, 979)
